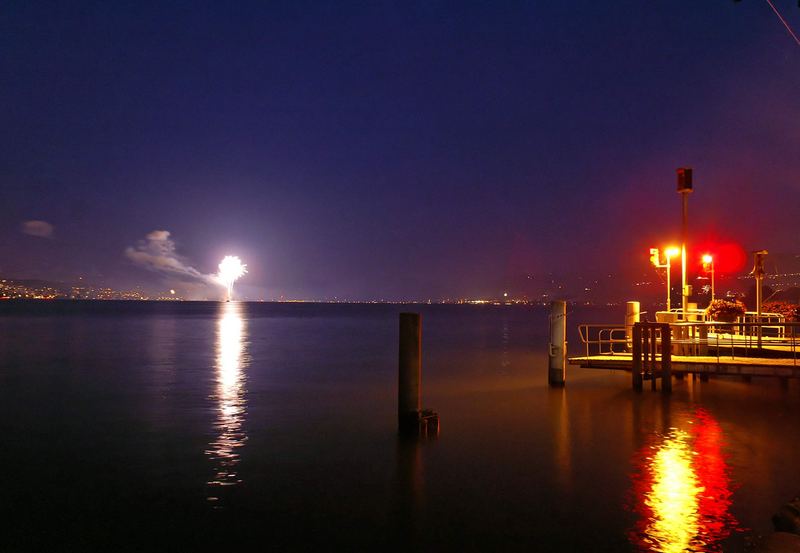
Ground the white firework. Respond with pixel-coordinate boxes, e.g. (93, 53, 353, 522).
(218, 256, 247, 301)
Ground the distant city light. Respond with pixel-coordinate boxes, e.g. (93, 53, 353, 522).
(170, 289, 176, 295)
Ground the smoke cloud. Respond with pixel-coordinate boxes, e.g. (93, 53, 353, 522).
(21, 220, 54, 238)
(125, 230, 217, 285)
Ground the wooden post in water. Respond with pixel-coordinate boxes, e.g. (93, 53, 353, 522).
(661, 323, 672, 394)
(650, 327, 657, 391)
(398, 313, 422, 433)
(548, 301, 566, 387)
(632, 323, 643, 392)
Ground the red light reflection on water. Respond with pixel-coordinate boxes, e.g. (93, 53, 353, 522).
(628, 408, 740, 552)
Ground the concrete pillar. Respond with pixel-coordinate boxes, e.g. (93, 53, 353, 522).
(625, 301, 640, 352)
(549, 301, 566, 387)
(399, 313, 422, 431)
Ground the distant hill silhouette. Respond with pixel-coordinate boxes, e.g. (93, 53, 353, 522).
(769, 287, 800, 304)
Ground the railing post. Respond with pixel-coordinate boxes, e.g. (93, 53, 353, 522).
(632, 323, 643, 392)
(584, 326, 589, 360)
(661, 323, 672, 394)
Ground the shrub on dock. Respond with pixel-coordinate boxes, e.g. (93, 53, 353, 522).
(763, 301, 800, 322)
(705, 299, 746, 322)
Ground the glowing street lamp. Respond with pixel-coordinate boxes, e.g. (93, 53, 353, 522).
(651, 247, 680, 310)
(702, 254, 714, 302)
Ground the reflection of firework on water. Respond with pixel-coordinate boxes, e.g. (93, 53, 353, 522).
(206, 302, 249, 507)
(627, 408, 740, 552)
(218, 256, 247, 301)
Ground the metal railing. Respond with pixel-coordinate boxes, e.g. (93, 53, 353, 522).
(577, 321, 800, 366)
(577, 324, 628, 358)
(655, 310, 785, 334)
(670, 321, 798, 366)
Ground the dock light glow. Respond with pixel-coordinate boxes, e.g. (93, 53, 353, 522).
(650, 247, 680, 310)
(218, 256, 247, 302)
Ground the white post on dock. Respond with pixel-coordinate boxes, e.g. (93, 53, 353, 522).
(625, 301, 640, 352)
(398, 313, 422, 432)
(549, 301, 567, 387)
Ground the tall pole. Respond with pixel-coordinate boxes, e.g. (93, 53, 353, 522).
(756, 269, 762, 349)
(681, 192, 688, 318)
(753, 250, 768, 350)
(677, 168, 693, 320)
(666, 257, 671, 311)
(710, 260, 715, 302)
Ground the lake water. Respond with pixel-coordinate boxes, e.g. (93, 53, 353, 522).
(1, 301, 799, 551)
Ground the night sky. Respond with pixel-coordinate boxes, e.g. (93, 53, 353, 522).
(2, 2, 799, 300)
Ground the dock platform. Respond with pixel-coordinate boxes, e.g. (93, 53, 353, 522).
(570, 353, 800, 378)
(571, 320, 800, 391)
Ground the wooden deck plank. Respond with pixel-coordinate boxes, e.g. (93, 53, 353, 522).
(568, 354, 800, 377)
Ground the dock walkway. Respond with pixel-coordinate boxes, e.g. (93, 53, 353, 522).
(570, 320, 800, 390)
(569, 353, 800, 378)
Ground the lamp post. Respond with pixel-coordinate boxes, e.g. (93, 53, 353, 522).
(752, 250, 768, 349)
(650, 247, 680, 311)
(677, 168, 693, 321)
(702, 254, 715, 302)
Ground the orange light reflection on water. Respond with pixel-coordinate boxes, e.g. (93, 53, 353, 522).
(629, 408, 739, 552)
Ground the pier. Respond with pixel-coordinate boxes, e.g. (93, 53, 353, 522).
(569, 316, 800, 391)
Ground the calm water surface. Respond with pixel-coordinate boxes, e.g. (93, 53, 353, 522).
(1, 301, 799, 551)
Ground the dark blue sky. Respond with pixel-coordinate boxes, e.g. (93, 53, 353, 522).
(2, 1, 799, 299)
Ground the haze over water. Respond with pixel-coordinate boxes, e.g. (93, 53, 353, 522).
(2, 301, 799, 551)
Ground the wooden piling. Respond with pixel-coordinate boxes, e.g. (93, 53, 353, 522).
(548, 301, 566, 387)
(399, 313, 422, 432)
(632, 324, 643, 392)
(661, 323, 672, 394)
(650, 327, 657, 391)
